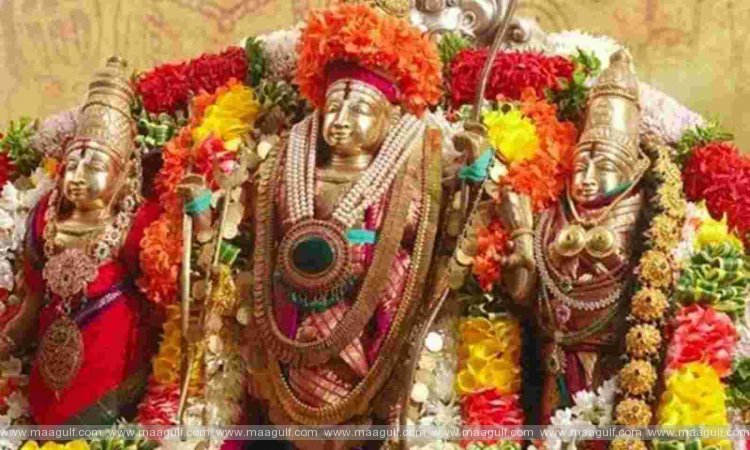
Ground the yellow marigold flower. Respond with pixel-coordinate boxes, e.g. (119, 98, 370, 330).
(21, 442, 40, 450)
(459, 317, 494, 344)
(695, 215, 744, 251)
(658, 362, 727, 428)
(64, 441, 90, 450)
(193, 84, 260, 145)
(482, 108, 539, 163)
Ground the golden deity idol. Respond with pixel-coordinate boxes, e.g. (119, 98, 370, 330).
(179, 5, 453, 448)
(501, 50, 649, 421)
(0, 57, 162, 425)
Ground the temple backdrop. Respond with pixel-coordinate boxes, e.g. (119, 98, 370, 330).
(0, 0, 748, 147)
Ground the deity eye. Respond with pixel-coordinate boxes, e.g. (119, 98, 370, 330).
(353, 102, 373, 115)
(325, 101, 342, 113)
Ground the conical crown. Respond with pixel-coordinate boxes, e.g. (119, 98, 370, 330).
(577, 50, 642, 171)
(66, 56, 136, 166)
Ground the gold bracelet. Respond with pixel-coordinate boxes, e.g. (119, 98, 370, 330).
(510, 228, 533, 239)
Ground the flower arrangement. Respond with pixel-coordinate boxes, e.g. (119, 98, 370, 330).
(449, 49, 574, 108)
(545, 378, 616, 450)
(456, 316, 524, 447)
(295, 4, 442, 115)
(611, 143, 687, 450)
(136, 47, 248, 115)
(482, 90, 577, 212)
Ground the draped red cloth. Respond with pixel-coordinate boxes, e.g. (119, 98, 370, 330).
(25, 196, 163, 425)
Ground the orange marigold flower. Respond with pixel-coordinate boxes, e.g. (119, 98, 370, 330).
(472, 221, 509, 292)
(295, 4, 442, 116)
(504, 90, 578, 212)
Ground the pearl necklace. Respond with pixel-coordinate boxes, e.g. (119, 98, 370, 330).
(277, 111, 422, 310)
(285, 112, 422, 228)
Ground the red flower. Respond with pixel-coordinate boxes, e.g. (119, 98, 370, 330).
(473, 221, 509, 292)
(665, 304, 738, 377)
(683, 142, 750, 245)
(461, 390, 525, 445)
(0, 153, 15, 186)
(449, 49, 574, 108)
(136, 47, 247, 115)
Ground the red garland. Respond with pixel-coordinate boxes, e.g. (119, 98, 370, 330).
(136, 47, 247, 114)
(461, 390, 525, 446)
(683, 142, 750, 245)
(449, 49, 574, 108)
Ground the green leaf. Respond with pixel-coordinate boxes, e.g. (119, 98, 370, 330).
(675, 120, 734, 165)
(244, 36, 268, 87)
(438, 32, 472, 67)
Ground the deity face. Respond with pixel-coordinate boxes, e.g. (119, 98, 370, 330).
(410, 0, 505, 43)
(322, 81, 393, 157)
(62, 147, 121, 211)
(571, 145, 631, 206)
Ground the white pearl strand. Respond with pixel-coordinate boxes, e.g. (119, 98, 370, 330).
(284, 112, 422, 229)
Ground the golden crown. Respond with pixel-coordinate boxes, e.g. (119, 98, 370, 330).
(66, 56, 136, 166)
(577, 50, 643, 170)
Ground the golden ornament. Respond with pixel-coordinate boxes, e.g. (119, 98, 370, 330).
(611, 439, 647, 450)
(631, 288, 669, 322)
(657, 183, 687, 219)
(619, 359, 657, 396)
(615, 398, 653, 427)
(625, 324, 662, 358)
(639, 250, 673, 289)
(648, 215, 681, 251)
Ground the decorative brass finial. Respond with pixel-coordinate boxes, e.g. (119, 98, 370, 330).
(342, 0, 409, 18)
(577, 49, 643, 171)
(66, 56, 136, 166)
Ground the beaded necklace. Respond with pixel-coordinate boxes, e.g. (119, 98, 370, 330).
(278, 112, 423, 310)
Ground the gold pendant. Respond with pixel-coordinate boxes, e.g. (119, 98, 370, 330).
(42, 248, 98, 299)
(38, 315, 84, 392)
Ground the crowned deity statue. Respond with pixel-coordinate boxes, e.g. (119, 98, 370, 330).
(0, 57, 163, 425)
(498, 50, 650, 422)
(175, 4, 473, 447)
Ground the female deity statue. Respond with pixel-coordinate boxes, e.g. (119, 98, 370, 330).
(501, 50, 649, 422)
(0, 57, 162, 425)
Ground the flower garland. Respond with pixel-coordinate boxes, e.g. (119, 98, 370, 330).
(295, 4, 442, 115)
(608, 143, 686, 450)
(482, 90, 577, 212)
(456, 316, 524, 448)
(650, 127, 750, 450)
(137, 79, 258, 431)
(449, 49, 574, 108)
(136, 47, 248, 115)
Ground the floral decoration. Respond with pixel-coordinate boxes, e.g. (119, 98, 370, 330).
(295, 4, 442, 115)
(472, 220, 509, 292)
(136, 47, 248, 115)
(449, 49, 574, 108)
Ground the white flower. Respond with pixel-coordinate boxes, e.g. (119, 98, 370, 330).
(548, 30, 622, 70)
(5, 391, 28, 420)
(432, 360, 456, 403)
(258, 26, 302, 82)
(639, 81, 705, 145)
(422, 400, 461, 431)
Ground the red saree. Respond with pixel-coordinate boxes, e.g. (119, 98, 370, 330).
(24, 197, 163, 425)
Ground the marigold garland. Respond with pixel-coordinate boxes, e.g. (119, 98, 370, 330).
(294, 4, 442, 115)
(503, 91, 577, 212)
(472, 221, 510, 292)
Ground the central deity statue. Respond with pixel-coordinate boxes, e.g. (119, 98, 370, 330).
(221, 4, 456, 444)
(501, 50, 649, 422)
